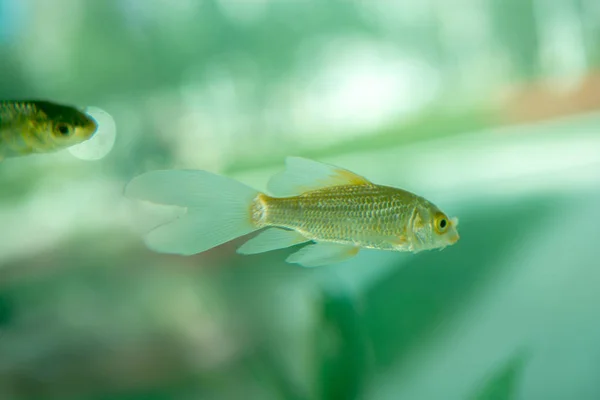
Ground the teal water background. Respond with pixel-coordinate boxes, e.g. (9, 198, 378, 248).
(1, 1, 599, 399)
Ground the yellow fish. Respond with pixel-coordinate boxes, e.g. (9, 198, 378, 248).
(126, 157, 460, 267)
(0, 100, 98, 160)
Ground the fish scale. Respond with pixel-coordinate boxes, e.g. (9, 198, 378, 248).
(262, 184, 420, 248)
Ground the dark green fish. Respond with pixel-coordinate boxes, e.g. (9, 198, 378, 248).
(0, 100, 98, 160)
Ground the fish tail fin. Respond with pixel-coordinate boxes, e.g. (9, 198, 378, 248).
(125, 169, 262, 255)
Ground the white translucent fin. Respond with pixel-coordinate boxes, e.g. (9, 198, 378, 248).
(285, 242, 360, 268)
(126, 169, 256, 207)
(125, 169, 260, 255)
(267, 156, 371, 197)
(237, 228, 310, 255)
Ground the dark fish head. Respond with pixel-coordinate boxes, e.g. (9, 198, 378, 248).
(33, 101, 98, 145)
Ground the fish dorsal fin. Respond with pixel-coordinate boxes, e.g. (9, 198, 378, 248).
(267, 157, 371, 197)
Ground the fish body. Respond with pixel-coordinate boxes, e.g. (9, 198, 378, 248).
(0, 100, 98, 160)
(254, 183, 457, 253)
(126, 157, 460, 267)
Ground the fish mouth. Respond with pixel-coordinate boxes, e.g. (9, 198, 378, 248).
(84, 115, 99, 136)
(448, 217, 460, 244)
(449, 232, 460, 244)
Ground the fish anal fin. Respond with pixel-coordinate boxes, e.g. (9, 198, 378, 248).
(267, 156, 371, 197)
(237, 227, 309, 255)
(285, 242, 359, 268)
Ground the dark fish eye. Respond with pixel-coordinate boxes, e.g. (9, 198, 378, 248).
(55, 123, 72, 136)
(439, 219, 447, 229)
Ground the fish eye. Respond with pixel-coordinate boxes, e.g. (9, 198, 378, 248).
(434, 213, 449, 234)
(55, 123, 72, 136)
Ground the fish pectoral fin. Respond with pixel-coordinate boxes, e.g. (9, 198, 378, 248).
(285, 242, 359, 268)
(267, 156, 372, 197)
(237, 228, 310, 255)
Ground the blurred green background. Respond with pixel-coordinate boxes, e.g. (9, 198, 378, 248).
(1, 1, 600, 399)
